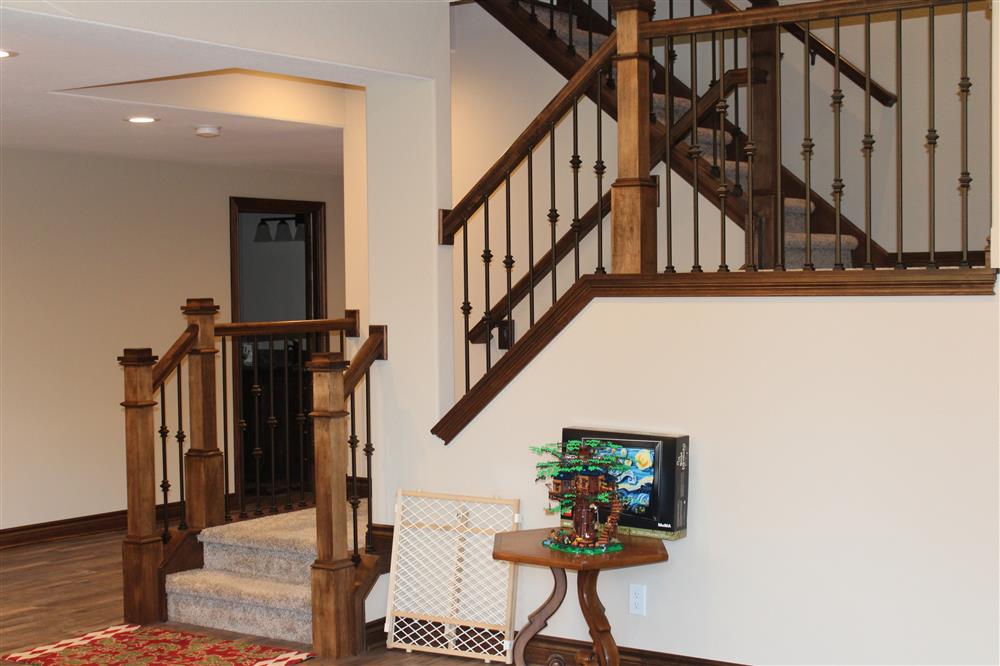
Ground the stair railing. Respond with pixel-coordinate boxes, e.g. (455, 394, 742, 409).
(308, 325, 387, 657)
(625, 0, 991, 273)
(119, 300, 377, 628)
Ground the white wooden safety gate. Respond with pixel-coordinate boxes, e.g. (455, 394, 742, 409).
(385, 490, 519, 663)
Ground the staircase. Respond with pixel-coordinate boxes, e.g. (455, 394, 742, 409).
(166, 503, 365, 644)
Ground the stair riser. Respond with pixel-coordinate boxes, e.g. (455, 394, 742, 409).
(167, 594, 312, 644)
(203, 542, 313, 585)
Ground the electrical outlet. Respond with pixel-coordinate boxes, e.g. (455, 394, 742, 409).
(628, 584, 646, 616)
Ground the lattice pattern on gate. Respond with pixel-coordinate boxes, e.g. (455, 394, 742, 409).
(385, 491, 519, 663)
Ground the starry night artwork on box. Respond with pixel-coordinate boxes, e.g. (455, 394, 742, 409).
(562, 428, 690, 540)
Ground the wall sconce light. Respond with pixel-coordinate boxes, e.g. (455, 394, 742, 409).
(254, 220, 272, 243)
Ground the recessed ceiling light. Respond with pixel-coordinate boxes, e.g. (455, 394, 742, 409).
(0, 50, 18, 59)
(126, 116, 158, 124)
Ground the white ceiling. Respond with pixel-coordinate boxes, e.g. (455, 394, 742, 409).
(0, 9, 350, 174)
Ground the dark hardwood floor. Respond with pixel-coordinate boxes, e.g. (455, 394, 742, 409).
(0, 530, 473, 666)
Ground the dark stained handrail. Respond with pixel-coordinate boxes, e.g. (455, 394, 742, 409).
(439, 33, 618, 245)
(344, 326, 388, 395)
(152, 325, 198, 390)
(641, 0, 967, 39)
(215, 313, 358, 338)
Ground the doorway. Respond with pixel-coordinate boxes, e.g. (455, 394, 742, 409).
(229, 196, 328, 508)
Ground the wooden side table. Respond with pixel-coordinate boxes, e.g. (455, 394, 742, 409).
(493, 528, 668, 666)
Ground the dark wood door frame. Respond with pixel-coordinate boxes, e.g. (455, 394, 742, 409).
(229, 196, 328, 322)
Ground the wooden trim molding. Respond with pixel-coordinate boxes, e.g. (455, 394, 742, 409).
(432, 269, 997, 443)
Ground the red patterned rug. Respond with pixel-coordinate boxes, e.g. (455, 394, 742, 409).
(2, 624, 314, 665)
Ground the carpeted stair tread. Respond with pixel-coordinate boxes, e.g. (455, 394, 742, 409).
(167, 569, 310, 611)
(785, 232, 858, 251)
(782, 197, 816, 233)
(199, 500, 365, 554)
(167, 570, 311, 644)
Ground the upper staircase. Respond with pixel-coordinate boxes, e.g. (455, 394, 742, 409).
(434, 0, 996, 442)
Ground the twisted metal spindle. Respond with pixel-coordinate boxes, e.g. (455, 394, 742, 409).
(958, 0, 971, 268)
(159, 385, 171, 542)
(482, 195, 494, 370)
(364, 372, 374, 554)
(175, 364, 187, 530)
(348, 390, 361, 564)
(862, 14, 875, 270)
(717, 31, 729, 272)
(571, 97, 582, 279)
(504, 172, 515, 346)
(832, 18, 845, 271)
(802, 21, 815, 271)
(689, 32, 703, 273)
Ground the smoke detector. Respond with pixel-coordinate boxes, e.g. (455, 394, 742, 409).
(195, 125, 221, 138)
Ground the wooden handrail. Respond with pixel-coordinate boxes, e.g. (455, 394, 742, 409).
(344, 326, 388, 394)
(152, 325, 198, 390)
(215, 312, 359, 338)
(700, 0, 896, 107)
(640, 0, 966, 38)
(439, 31, 618, 245)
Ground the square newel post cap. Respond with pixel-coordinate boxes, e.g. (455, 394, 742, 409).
(610, 0, 655, 17)
(118, 348, 157, 366)
(181, 298, 220, 315)
(306, 352, 350, 372)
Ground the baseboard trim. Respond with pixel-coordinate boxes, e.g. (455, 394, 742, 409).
(1, 477, 371, 550)
(367, 618, 741, 666)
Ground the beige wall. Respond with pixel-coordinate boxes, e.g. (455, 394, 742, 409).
(0, 147, 345, 528)
(395, 295, 1000, 665)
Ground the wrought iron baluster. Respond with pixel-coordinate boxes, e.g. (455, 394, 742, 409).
(733, 28, 742, 197)
(717, 31, 729, 272)
(549, 122, 559, 302)
(221, 337, 231, 521)
(664, 39, 675, 273)
(895, 11, 905, 269)
(297, 334, 307, 506)
(530, 0, 537, 22)
(175, 364, 187, 530)
(926, 6, 938, 270)
(364, 372, 374, 554)
(282, 336, 291, 510)
(461, 219, 471, 391)
(504, 172, 515, 346)
(587, 0, 594, 57)
(483, 195, 493, 370)
(744, 28, 757, 271)
(710, 25, 720, 178)
(266, 335, 278, 512)
(862, 14, 875, 270)
(958, 0, 971, 268)
(690, 32, 702, 273)
(567, 1, 575, 54)
(802, 21, 815, 271)
(528, 151, 536, 323)
(235, 336, 248, 518)
(348, 390, 360, 564)
(549, 0, 556, 38)
(596, 68, 607, 275)
(571, 97, 582, 279)
(774, 25, 785, 270)
(251, 335, 263, 515)
(158, 384, 171, 541)
(832, 18, 845, 270)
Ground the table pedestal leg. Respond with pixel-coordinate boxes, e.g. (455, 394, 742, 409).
(512, 566, 568, 666)
(575, 570, 619, 666)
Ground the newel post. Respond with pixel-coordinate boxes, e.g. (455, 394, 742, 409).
(118, 347, 163, 624)
(182, 298, 224, 529)
(307, 352, 357, 657)
(611, 0, 657, 274)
